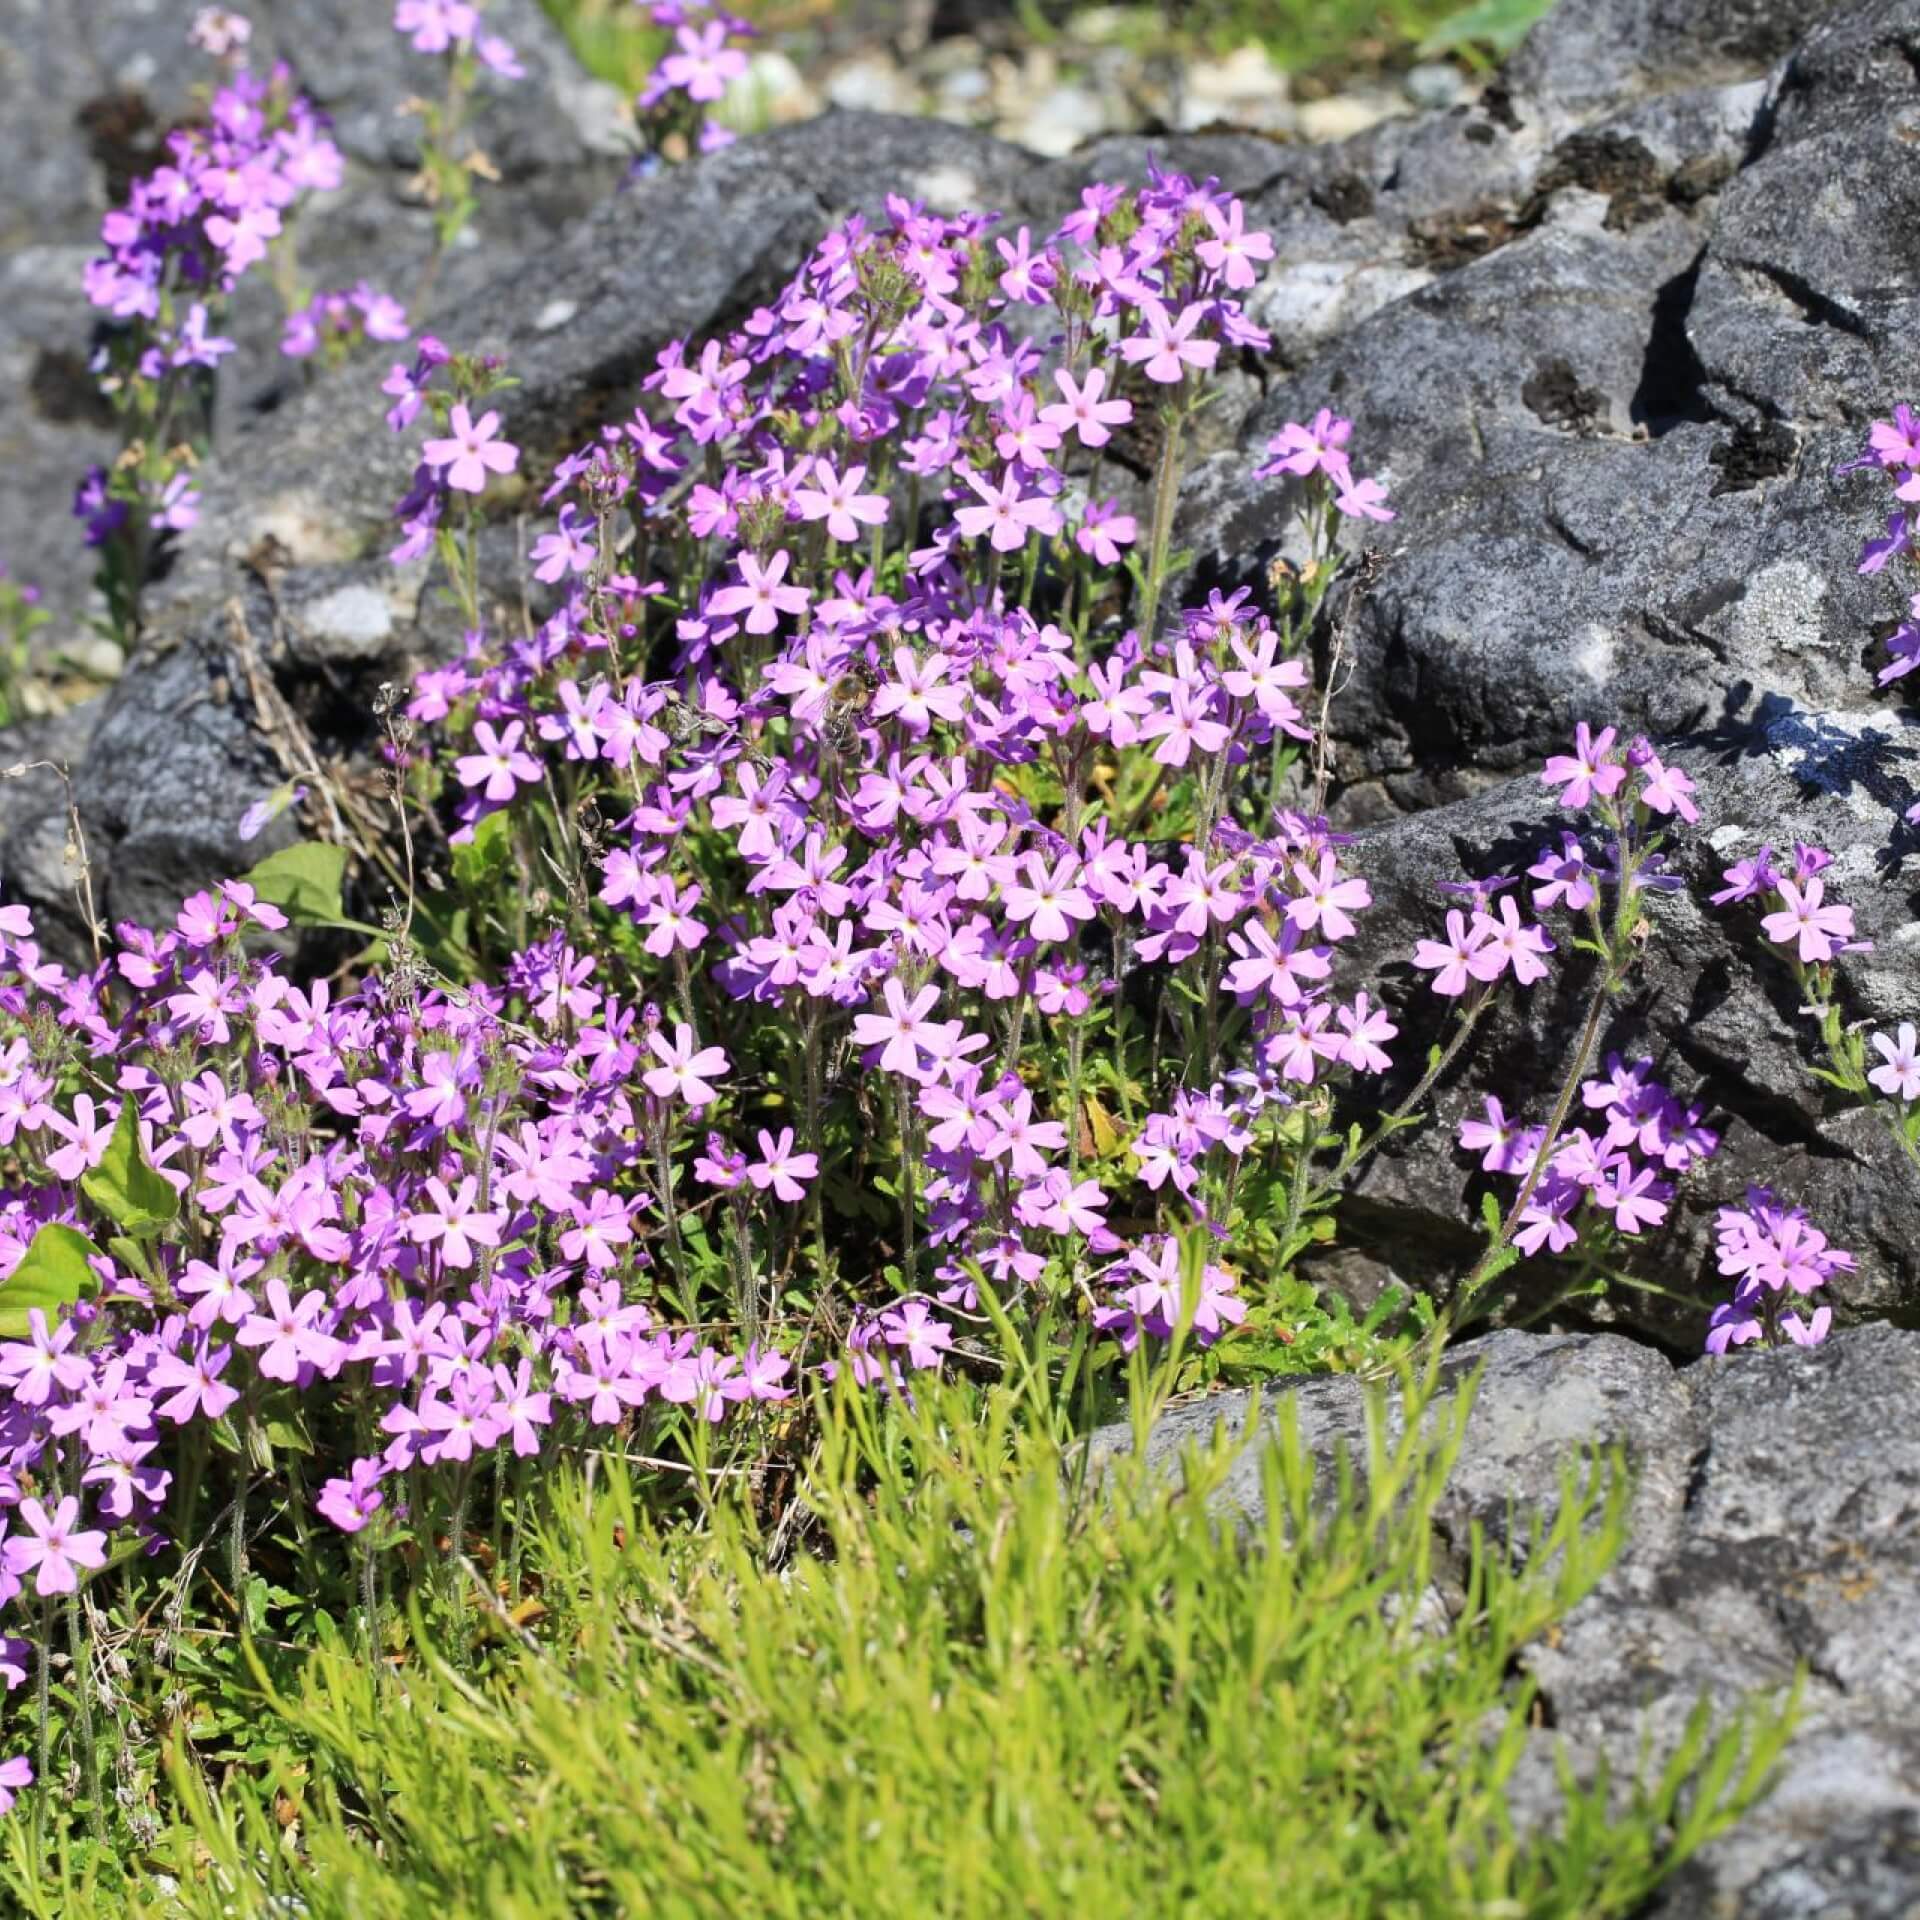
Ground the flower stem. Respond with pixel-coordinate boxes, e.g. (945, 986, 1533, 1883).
(1136, 399, 1188, 645)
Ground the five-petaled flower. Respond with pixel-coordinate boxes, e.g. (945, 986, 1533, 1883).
(421, 404, 519, 494)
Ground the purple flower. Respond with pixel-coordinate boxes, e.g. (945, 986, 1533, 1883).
(2, 1497, 107, 1597)
(1540, 724, 1626, 810)
(422, 405, 520, 494)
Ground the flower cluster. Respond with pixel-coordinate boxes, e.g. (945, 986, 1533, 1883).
(1252, 407, 1394, 523)
(387, 344, 522, 573)
(1409, 724, 1695, 1012)
(1705, 1188, 1853, 1353)
(0, 889, 826, 1567)
(635, 4, 755, 161)
(398, 169, 1422, 1359)
(1710, 841, 1863, 967)
(394, 0, 523, 78)
(1092, 1235, 1246, 1350)
(281, 281, 412, 362)
(73, 38, 344, 572)
(1458, 1056, 1719, 1260)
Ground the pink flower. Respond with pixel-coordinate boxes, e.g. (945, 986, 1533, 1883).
(708, 549, 809, 635)
(1540, 724, 1626, 810)
(149, 1339, 241, 1422)
(791, 459, 889, 544)
(1870, 1024, 1920, 1101)
(658, 20, 746, 102)
(952, 467, 1061, 552)
(1075, 500, 1136, 566)
(1038, 366, 1132, 448)
(316, 1460, 386, 1533)
(44, 1094, 115, 1181)
(1458, 1096, 1537, 1174)
(531, 506, 595, 582)
(421, 404, 519, 494)
(1286, 854, 1370, 941)
(1760, 877, 1855, 964)
(1196, 199, 1274, 290)
(1254, 409, 1352, 484)
(850, 978, 942, 1079)
(403, 1177, 505, 1270)
(0, 1754, 31, 1813)
(1333, 474, 1394, 521)
(395, 0, 479, 56)
(455, 719, 541, 802)
(1117, 300, 1219, 383)
(1222, 919, 1330, 1005)
(560, 1189, 635, 1271)
(1594, 1164, 1671, 1235)
(1467, 896, 1555, 986)
(1637, 754, 1699, 823)
(236, 1276, 346, 1379)
(746, 1127, 818, 1203)
(1002, 853, 1096, 944)
(878, 1300, 953, 1371)
(2, 1497, 107, 1597)
(1412, 909, 1487, 997)
(871, 648, 968, 736)
(1334, 993, 1397, 1074)
(643, 1024, 731, 1107)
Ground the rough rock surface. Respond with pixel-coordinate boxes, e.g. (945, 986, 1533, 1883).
(1090, 1324, 1920, 1917)
(1181, 1, 1919, 817)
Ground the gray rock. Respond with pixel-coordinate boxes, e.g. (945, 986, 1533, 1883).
(1504, 0, 1844, 120)
(1178, 6, 1905, 814)
(0, 700, 107, 955)
(1689, 1, 1920, 433)
(1089, 1323, 1920, 1916)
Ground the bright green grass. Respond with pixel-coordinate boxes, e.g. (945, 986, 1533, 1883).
(1175, 0, 1555, 69)
(539, 0, 1556, 96)
(539, 0, 669, 95)
(47, 1349, 1793, 1920)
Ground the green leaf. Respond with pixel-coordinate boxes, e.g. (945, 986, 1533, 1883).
(261, 1416, 313, 1456)
(1480, 1189, 1505, 1236)
(0, 1223, 103, 1338)
(242, 839, 349, 927)
(452, 806, 513, 894)
(81, 1097, 179, 1238)
(1419, 0, 1556, 57)
(108, 1234, 153, 1281)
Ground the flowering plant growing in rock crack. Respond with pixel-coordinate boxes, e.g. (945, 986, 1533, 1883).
(394, 0, 526, 253)
(72, 20, 414, 651)
(0, 72, 1858, 1868)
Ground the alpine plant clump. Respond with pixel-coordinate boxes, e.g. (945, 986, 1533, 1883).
(0, 71, 1881, 1819)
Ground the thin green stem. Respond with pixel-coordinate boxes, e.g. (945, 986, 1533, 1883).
(1136, 398, 1188, 645)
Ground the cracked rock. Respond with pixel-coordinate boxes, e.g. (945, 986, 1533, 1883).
(1089, 1323, 1920, 1916)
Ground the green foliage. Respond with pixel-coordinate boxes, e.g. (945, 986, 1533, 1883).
(81, 1098, 179, 1240)
(539, 0, 670, 91)
(241, 839, 351, 927)
(0, 571, 50, 730)
(1416, 0, 1556, 57)
(0, 1222, 101, 1338)
(1015, 0, 1554, 72)
(98, 1365, 1793, 1920)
